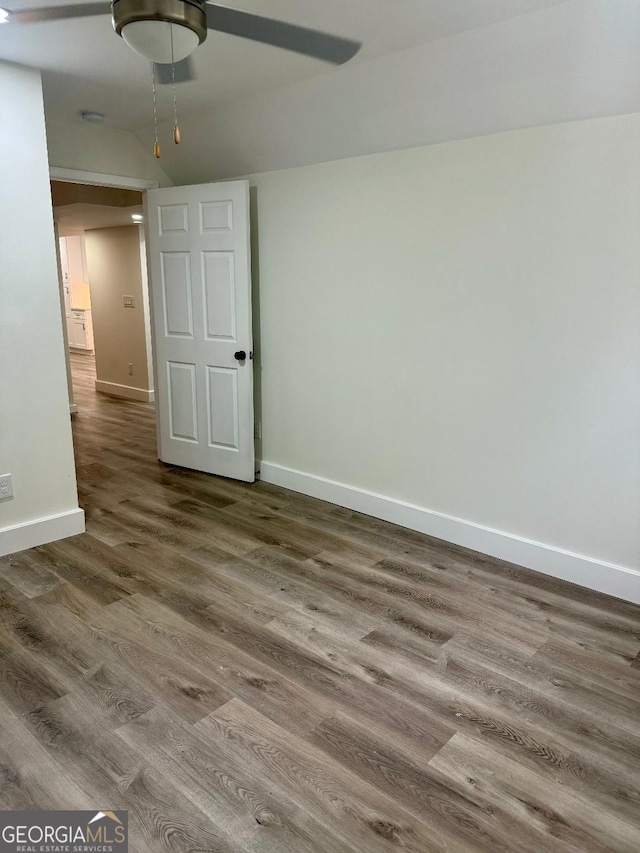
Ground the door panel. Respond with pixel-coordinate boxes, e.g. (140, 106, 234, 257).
(201, 200, 233, 231)
(207, 366, 238, 448)
(167, 361, 198, 442)
(161, 252, 193, 336)
(145, 180, 254, 482)
(159, 204, 189, 233)
(203, 252, 236, 340)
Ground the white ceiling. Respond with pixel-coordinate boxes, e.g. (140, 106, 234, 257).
(128, 0, 640, 184)
(0, 0, 570, 130)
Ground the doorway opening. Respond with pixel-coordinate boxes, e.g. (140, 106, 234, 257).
(52, 179, 155, 413)
(51, 177, 161, 518)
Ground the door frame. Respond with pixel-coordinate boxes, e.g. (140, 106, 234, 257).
(50, 167, 158, 192)
(50, 167, 159, 416)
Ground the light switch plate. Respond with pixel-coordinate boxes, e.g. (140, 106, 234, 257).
(123, 295, 135, 308)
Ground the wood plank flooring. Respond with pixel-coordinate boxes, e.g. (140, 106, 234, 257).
(1, 351, 639, 852)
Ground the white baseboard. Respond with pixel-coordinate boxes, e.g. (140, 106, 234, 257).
(260, 462, 640, 605)
(95, 380, 154, 403)
(0, 508, 85, 557)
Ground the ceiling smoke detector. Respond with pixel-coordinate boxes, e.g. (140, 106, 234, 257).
(80, 110, 106, 123)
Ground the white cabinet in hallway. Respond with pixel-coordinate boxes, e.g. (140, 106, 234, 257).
(60, 234, 89, 288)
(59, 235, 93, 351)
(67, 308, 94, 351)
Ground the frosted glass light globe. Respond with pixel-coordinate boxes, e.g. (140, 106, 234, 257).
(121, 20, 199, 63)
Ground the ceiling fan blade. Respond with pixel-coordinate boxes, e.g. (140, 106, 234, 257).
(154, 57, 196, 84)
(7, 2, 109, 23)
(205, 4, 361, 65)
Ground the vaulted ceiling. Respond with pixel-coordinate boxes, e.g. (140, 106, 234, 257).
(3, 0, 640, 185)
(1, 0, 571, 130)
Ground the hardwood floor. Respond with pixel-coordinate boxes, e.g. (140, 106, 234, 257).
(1, 352, 639, 852)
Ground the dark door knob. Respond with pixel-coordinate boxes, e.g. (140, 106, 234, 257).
(234, 350, 246, 361)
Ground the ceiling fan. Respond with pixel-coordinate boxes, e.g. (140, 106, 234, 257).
(2, 0, 362, 83)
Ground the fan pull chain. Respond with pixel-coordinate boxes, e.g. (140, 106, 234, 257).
(170, 24, 181, 144)
(151, 62, 160, 158)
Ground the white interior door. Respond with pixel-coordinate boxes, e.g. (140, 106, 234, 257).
(145, 180, 254, 482)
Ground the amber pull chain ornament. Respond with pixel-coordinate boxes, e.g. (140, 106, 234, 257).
(151, 61, 160, 157)
(150, 26, 184, 158)
(171, 29, 181, 146)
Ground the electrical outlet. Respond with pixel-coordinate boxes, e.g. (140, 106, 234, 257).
(123, 295, 135, 308)
(254, 422, 262, 440)
(128, 363, 134, 376)
(0, 474, 13, 500)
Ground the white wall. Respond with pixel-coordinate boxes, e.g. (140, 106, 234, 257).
(84, 225, 153, 402)
(46, 116, 172, 186)
(251, 113, 640, 601)
(0, 61, 84, 555)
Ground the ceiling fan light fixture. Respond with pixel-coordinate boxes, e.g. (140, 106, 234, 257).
(121, 19, 198, 62)
(112, 0, 207, 62)
(0, 7, 9, 23)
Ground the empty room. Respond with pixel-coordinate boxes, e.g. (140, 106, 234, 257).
(0, 1, 639, 851)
